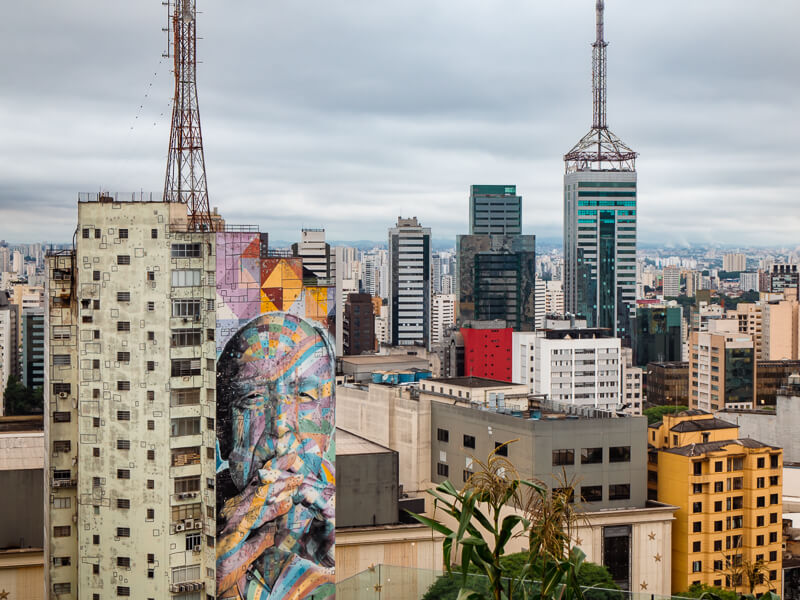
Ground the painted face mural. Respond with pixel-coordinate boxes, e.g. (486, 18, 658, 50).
(216, 312, 335, 600)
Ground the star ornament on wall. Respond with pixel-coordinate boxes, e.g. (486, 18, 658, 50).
(640, 581, 648, 590)
(648, 531, 656, 540)
(575, 536, 583, 545)
(654, 553, 662, 562)
(0, 590, 9, 600)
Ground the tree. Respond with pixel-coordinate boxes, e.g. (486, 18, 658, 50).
(410, 442, 589, 600)
(643, 405, 688, 425)
(3, 376, 43, 415)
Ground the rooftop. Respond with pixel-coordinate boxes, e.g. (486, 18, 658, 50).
(669, 418, 737, 433)
(336, 428, 393, 456)
(340, 355, 429, 366)
(426, 376, 520, 388)
(663, 438, 779, 457)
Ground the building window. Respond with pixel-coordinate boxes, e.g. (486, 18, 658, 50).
(770, 454, 779, 468)
(714, 481, 723, 493)
(175, 476, 201, 494)
(693, 541, 701, 552)
(171, 329, 202, 347)
(714, 461, 723, 472)
(692, 561, 702, 573)
(437, 428, 449, 443)
(553, 449, 575, 466)
(147, 361, 155, 371)
(117, 498, 130, 509)
(93, 535, 99, 544)
(117, 439, 131, 450)
(170, 417, 200, 437)
(117, 351, 130, 363)
(463, 434, 476, 449)
(609, 484, 630, 501)
(171, 389, 201, 406)
(117, 586, 131, 596)
(757, 457, 765, 468)
(727, 457, 744, 471)
(437, 462, 449, 477)
(53, 354, 71, 366)
(53, 440, 71, 453)
(172, 269, 202, 287)
(53, 583, 72, 594)
(494, 442, 508, 457)
(714, 539, 722, 552)
(609, 446, 631, 463)
(147, 449, 155, 460)
(769, 531, 778, 543)
(580, 486, 602, 502)
(53, 526, 71, 537)
(117, 410, 130, 420)
(693, 521, 702, 533)
(770, 493, 779, 505)
(692, 483, 703, 494)
(147, 508, 155, 520)
(171, 243, 202, 258)
(147, 270, 155, 281)
(53, 411, 71, 423)
(171, 358, 201, 377)
(693, 502, 703, 513)
(82, 228, 90, 238)
(693, 461, 703, 475)
(756, 535, 765, 546)
(581, 447, 603, 464)
(117, 469, 130, 479)
(52, 556, 71, 566)
(93, 270, 100, 281)
(769, 475, 779, 486)
(53, 383, 71, 395)
(770, 512, 778, 524)
(151, 228, 158, 239)
(172, 299, 202, 318)
(714, 500, 722, 512)
(714, 520, 723, 531)
(147, 301, 155, 311)
(117, 556, 130, 568)
(770, 550, 778, 562)
(117, 321, 131, 332)
(117, 255, 131, 265)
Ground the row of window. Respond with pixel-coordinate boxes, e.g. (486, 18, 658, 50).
(552, 446, 631, 466)
(51, 385, 206, 405)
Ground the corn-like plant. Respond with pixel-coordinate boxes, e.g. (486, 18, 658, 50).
(410, 442, 587, 600)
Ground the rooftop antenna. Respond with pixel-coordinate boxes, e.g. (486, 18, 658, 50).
(564, 0, 637, 173)
(163, 0, 214, 231)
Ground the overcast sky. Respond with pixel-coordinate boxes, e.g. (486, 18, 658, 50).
(1, 1, 798, 246)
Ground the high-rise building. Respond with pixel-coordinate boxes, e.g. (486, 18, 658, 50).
(685, 270, 701, 297)
(722, 252, 746, 273)
(21, 308, 44, 391)
(469, 185, 522, 235)
(534, 277, 546, 329)
(563, 1, 637, 342)
(343, 293, 375, 356)
(662, 266, 680, 298)
(431, 293, 455, 345)
(431, 253, 442, 294)
(632, 304, 683, 367)
(292, 228, 335, 281)
(762, 297, 800, 360)
(689, 327, 755, 411)
(769, 264, 799, 299)
(45, 201, 218, 598)
(738, 271, 758, 293)
(0, 291, 19, 414)
(647, 411, 782, 595)
(388, 217, 431, 349)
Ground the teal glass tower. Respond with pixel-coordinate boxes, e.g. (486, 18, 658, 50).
(563, 1, 637, 343)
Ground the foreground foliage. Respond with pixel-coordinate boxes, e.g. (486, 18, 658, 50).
(421, 554, 621, 600)
(410, 443, 590, 600)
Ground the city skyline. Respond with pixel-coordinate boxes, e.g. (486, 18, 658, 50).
(0, 1, 798, 244)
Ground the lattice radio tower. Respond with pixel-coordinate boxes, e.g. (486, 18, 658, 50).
(163, 0, 214, 231)
(564, 1, 637, 173)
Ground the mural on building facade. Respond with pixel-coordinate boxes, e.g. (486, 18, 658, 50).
(215, 233, 335, 599)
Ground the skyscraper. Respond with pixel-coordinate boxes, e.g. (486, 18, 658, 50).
(563, 1, 637, 342)
(292, 228, 335, 281)
(469, 185, 522, 235)
(45, 200, 218, 598)
(388, 216, 431, 348)
(662, 266, 681, 298)
(0, 291, 19, 414)
(457, 186, 536, 330)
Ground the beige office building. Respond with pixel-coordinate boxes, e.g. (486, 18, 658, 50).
(45, 199, 217, 599)
(689, 328, 755, 412)
(763, 296, 800, 360)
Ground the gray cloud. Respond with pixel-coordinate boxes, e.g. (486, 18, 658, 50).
(0, 0, 798, 246)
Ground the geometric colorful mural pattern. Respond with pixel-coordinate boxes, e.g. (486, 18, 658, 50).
(215, 232, 336, 599)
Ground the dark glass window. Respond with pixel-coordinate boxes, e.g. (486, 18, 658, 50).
(553, 449, 575, 466)
(609, 446, 631, 463)
(581, 447, 603, 464)
(581, 485, 602, 502)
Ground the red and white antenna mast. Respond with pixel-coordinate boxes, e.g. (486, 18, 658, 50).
(163, 0, 214, 231)
(564, 0, 637, 173)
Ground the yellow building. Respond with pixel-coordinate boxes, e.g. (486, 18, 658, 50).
(647, 410, 782, 595)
